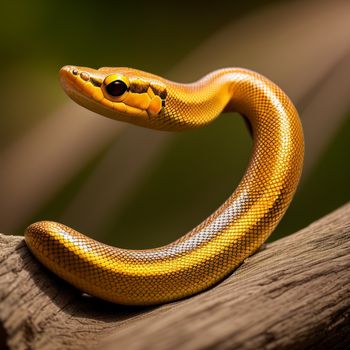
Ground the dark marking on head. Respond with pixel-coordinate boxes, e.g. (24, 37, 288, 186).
(130, 80, 149, 94)
(159, 89, 167, 100)
(90, 78, 102, 87)
(162, 100, 166, 107)
(150, 84, 167, 99)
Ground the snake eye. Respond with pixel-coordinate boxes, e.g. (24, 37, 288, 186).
(105, 80, 128, 97)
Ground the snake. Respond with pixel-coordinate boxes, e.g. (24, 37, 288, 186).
(24, 66, 304, 305)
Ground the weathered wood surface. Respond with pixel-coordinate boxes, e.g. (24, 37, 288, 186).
(0, 203, 349, 350)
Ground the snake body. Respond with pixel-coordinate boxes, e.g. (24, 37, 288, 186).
(25, 66, 304, 305)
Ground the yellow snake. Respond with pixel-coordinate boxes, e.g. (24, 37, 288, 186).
(25, 66, 304, 305)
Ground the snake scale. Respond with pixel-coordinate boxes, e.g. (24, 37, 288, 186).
(25, 66, 304, 305)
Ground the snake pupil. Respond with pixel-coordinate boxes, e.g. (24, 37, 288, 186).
(106, 80, 128, 97)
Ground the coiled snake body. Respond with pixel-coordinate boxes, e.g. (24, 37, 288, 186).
(25, 66, 304, 305)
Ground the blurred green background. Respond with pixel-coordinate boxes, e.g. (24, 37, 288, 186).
(1, 0, 349, 248)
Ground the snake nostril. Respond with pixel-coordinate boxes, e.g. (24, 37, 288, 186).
(59, 66, 79, 78)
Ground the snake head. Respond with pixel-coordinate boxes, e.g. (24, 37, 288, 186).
(60, 65, 167, 127)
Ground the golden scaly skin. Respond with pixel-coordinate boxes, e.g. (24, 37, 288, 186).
(25, 66, 304, 305)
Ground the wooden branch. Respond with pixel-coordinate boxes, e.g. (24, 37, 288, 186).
(1, 204, 349, 350)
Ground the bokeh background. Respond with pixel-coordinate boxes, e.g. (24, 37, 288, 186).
(1, 0, 349, 248)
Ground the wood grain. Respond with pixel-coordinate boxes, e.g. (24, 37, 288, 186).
(1, 203, 349, 350)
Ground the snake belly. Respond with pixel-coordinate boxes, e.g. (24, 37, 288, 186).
(25, 67, 304, 305)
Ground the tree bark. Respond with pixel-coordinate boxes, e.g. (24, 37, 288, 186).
(0, 203, 349, 350)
